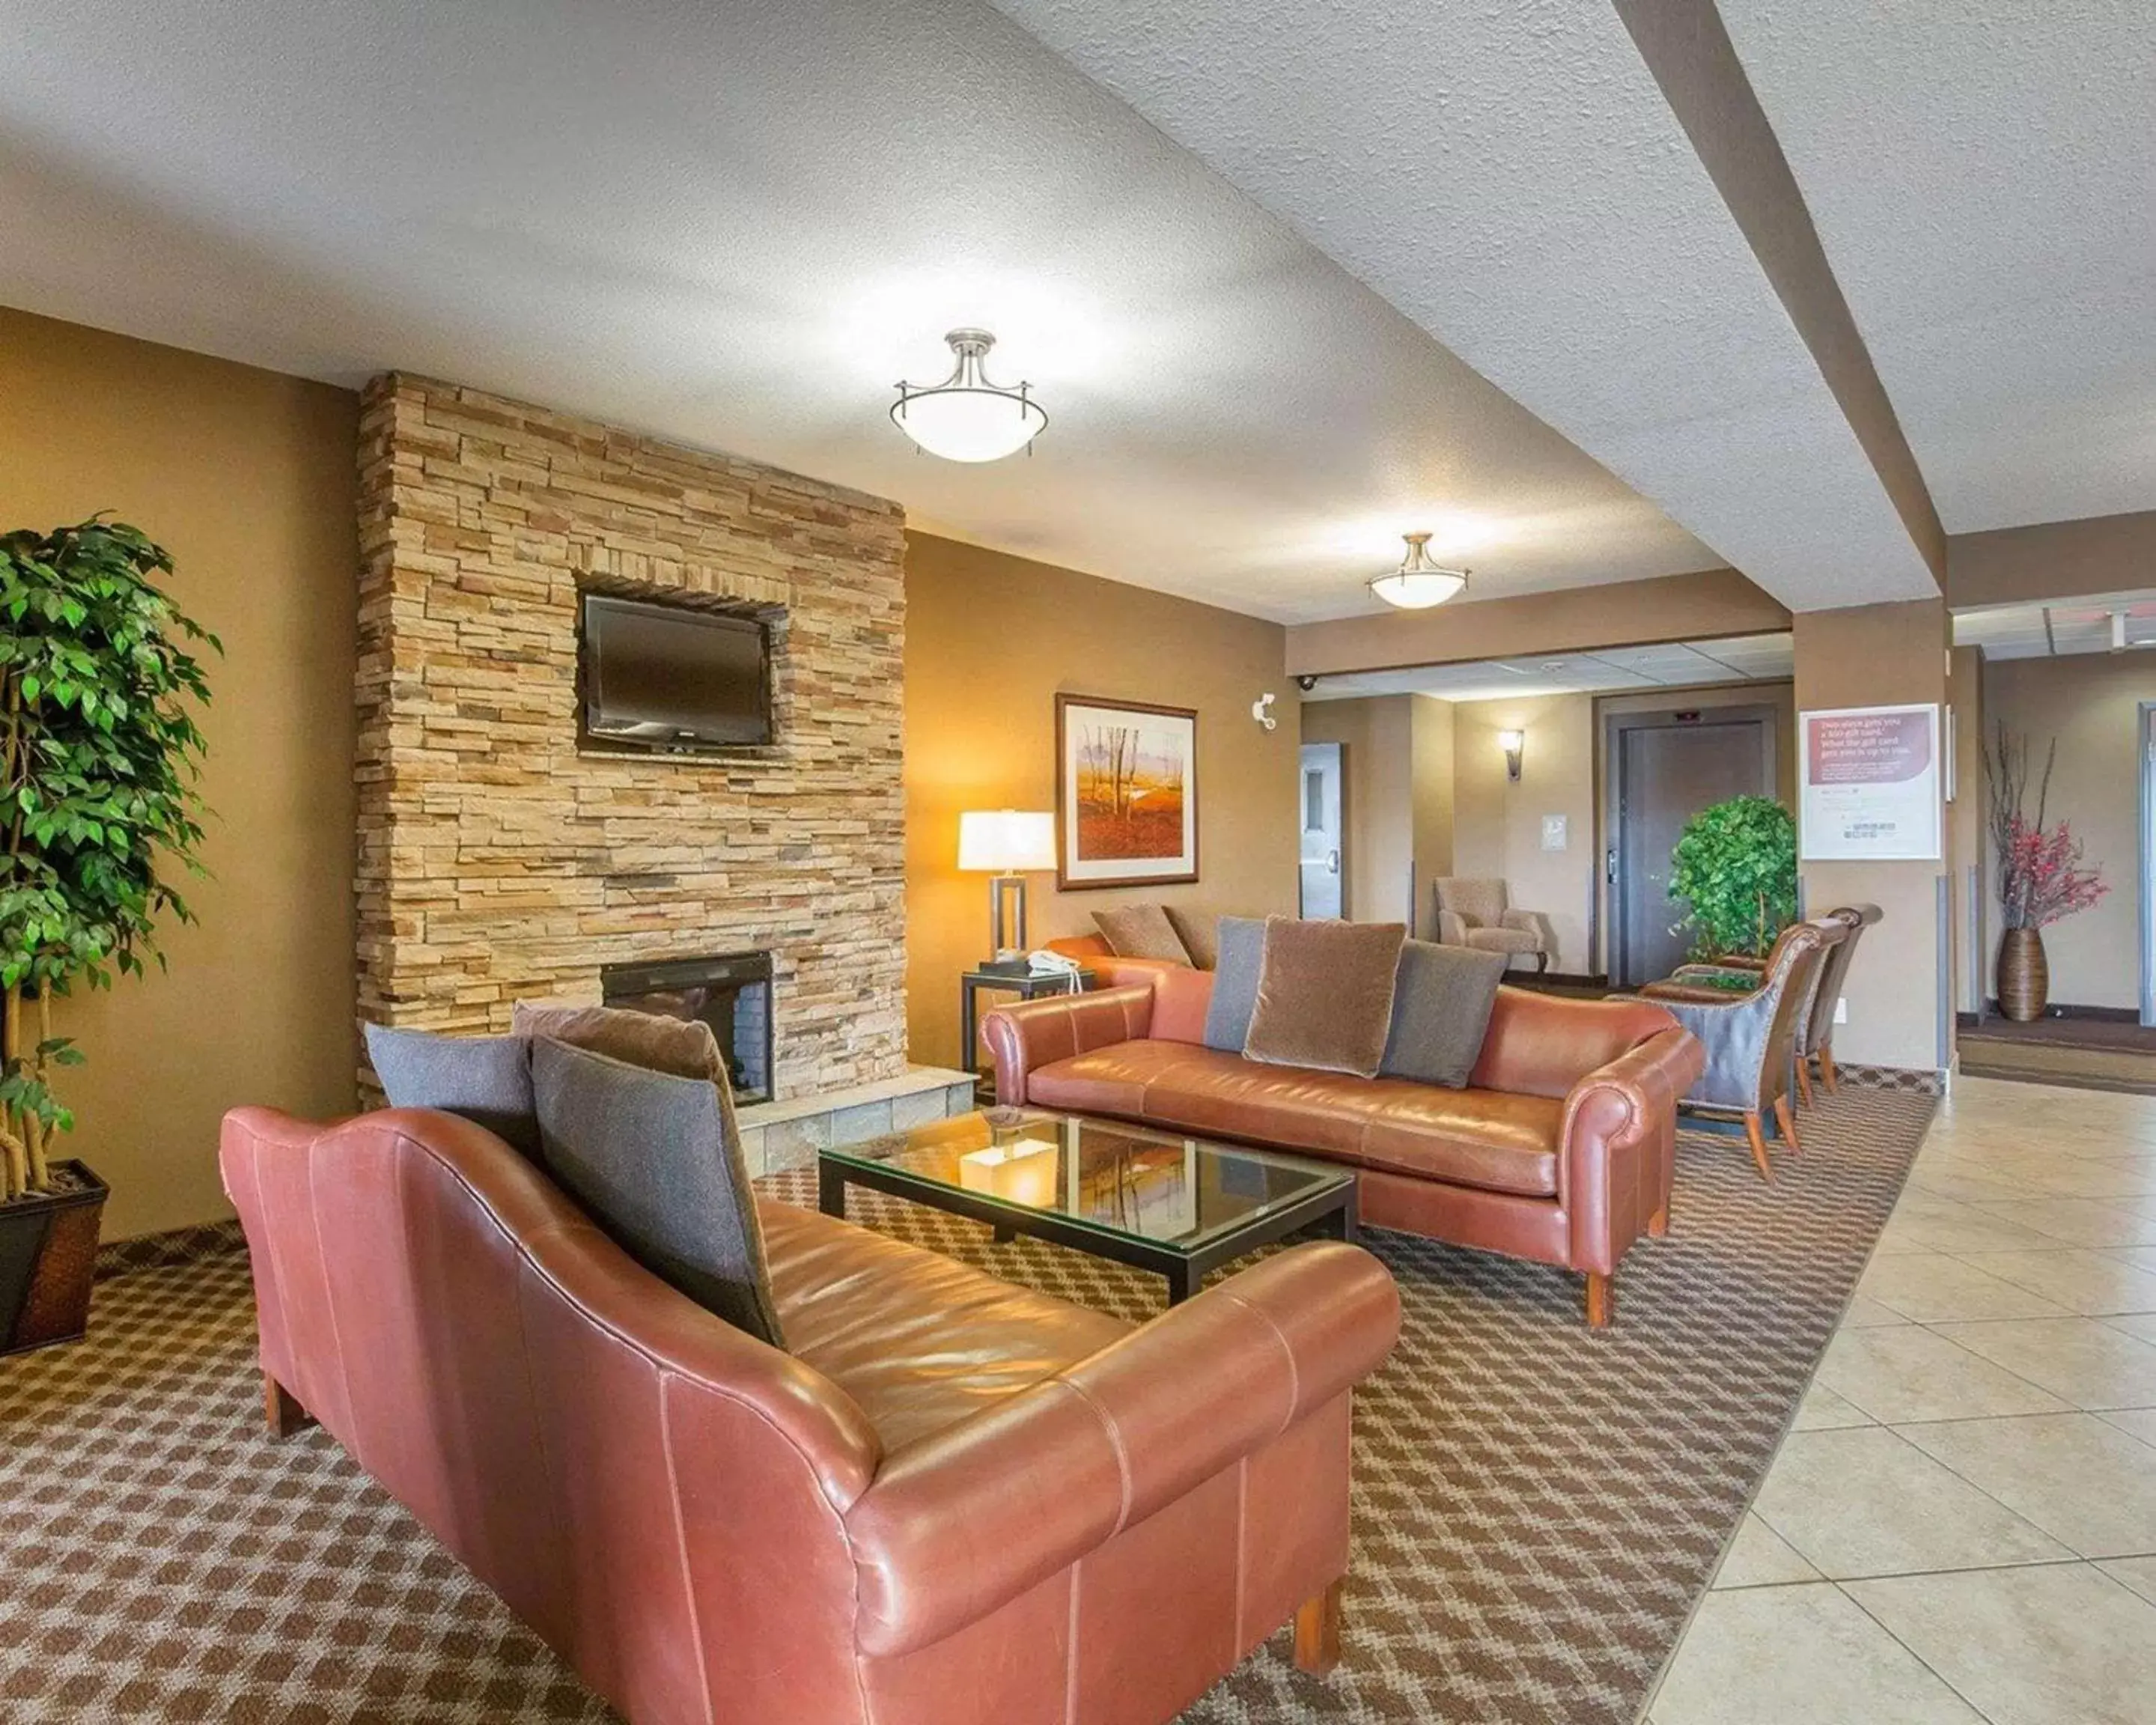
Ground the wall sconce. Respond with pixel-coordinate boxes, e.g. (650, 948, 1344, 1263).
(1251, 692, 1278, 731)
(1498, 729, 1524, 782)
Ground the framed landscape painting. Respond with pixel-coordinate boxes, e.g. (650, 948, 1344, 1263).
(1056, 695, 1199, 889)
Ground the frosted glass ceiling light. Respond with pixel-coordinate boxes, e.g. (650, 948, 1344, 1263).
(1368, 532, 1470, 610)
(891, 329, 1047, 462)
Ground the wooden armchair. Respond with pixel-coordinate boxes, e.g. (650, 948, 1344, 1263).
(1633, 919, 1833, 1181)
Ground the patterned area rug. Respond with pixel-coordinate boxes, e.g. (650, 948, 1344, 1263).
(0, 1086, 1933, 1724)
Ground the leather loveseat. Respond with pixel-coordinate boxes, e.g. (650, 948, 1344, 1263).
(982, 970, 1702, 1326)
(221, 1105, 1401, 1725)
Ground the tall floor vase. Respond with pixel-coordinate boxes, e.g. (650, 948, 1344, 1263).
(1996, 926, 2049, 1022)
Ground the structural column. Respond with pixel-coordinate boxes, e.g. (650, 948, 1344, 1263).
(1791, 599, 1952, 1080)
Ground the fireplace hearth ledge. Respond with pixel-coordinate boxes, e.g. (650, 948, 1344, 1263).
(736, 1064, 976, 1178)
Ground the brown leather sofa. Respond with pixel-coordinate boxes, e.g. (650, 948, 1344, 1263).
(983, 970, 1702, 1327)
(221, 1104, 1400, 1725)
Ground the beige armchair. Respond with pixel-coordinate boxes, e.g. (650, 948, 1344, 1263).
(1433, 877, 1556, 973)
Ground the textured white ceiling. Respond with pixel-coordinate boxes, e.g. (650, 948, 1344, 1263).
(1722, 0, 2156, 534)
(0, 0, 1716, 624)
(988, 0, 1940, 612)
(1308, 633, 1794, 704)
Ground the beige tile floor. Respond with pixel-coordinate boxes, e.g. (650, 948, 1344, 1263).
(1645, 1074, 2156, 1725)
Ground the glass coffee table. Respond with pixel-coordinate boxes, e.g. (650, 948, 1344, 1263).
(817, 1107, 1357, 1304)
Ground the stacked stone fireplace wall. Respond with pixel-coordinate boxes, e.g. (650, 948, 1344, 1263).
(355, 374, 909, 1100)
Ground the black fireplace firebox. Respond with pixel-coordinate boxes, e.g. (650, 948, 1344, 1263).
(600, 950, 774, 1105)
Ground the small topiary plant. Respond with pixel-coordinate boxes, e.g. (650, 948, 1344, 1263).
(1667, 794, 1797, 963)
(0, 518, 216, 1202)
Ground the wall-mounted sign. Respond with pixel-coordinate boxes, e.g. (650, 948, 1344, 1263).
(1800, 703, 1943, 861)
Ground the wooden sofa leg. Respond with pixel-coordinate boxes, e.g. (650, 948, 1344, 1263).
(1294, 1579, 1344, 1676)
(1648, 1203, 1670, 1238)
(1795, 1061, 1815, 1107)
(1818, 1048, 1839, 1093)
(264, 1371, 314, 1440)
(1773, 1096, 1803, 1154)
(1742, 1113, 1774, 1182)
(1585, 1271, 1615, 1328)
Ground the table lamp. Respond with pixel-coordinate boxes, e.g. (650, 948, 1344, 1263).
(958, 809, 1055, 975)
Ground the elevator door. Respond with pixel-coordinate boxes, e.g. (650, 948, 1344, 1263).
(1616, 719, 1773, 986)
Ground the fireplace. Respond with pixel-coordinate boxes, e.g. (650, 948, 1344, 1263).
(601, 950, 774, 1104)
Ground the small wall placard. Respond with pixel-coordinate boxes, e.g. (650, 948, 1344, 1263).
(1799, 703, 1942, 862)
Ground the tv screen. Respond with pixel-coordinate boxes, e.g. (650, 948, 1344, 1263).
(581, 594, 770, 750)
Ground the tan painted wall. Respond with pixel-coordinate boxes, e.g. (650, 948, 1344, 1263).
(1409, 696, 1456, 939)
(0, 307, 360, 1238)
(1793, 600, 1950, 1072)
(1979, 654, 2148, 1011)
(904, 533, 1297, 1070)
(1451, 695, 1596, 972)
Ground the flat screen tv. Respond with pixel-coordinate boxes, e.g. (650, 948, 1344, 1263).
(579, 594, 771, 752)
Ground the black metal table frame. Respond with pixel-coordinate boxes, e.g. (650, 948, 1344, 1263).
(817, 1143, 1357, 1305)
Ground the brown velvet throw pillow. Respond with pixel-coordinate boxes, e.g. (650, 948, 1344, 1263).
(1243, 917, 1407, 1079)
(1163, 905, 1219, 970)
(1091, 904, 1193, 964)
(511, 1000, 727, 1085)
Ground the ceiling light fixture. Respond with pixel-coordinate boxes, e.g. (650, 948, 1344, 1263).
(1368, 532, 1470, 610)
(890, 329, 1047, 463)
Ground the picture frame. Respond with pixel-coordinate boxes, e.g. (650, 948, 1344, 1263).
(1055, 694, 1199, 889)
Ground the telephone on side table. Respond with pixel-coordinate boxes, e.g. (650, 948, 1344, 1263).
(1025, 949, 1085, 988)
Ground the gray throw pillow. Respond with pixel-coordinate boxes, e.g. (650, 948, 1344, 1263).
(1202, 916, 1268, 1052)
(1380, 940, 1507, 1089)
(529, 1037, 785, 1348)
(364, 1023, 539, 1157)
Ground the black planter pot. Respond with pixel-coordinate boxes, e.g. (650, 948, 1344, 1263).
(0, 1159, 108, 1356)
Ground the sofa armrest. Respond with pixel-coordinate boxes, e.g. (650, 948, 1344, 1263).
(1437, 907, 1471, 944)
(979, 985, 1154, 1104)
(1557, 1027, 1703, 1268)
(841, 1241, 1400, 1658)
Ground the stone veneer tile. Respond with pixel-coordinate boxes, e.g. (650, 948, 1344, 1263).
(829, 1100, 893, 1146)
(891, 1087, 949, 1131)
(764, 1113, 832, 1173)
(354, 374, 910, 1104)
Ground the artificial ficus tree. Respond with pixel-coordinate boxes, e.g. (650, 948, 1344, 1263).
(0, 519, 215, 1202)
(1667, 794, 1799, 963)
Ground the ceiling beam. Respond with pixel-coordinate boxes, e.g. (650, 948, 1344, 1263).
(1947, 508, 2156, 612)
(1612, 0, 1945, 585)
(1285, 566, 1788, 678)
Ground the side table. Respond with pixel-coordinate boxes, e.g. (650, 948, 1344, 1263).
(960, 967, 1093, 1098)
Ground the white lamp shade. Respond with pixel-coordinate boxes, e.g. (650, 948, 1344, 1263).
(1368, 568, 1467, 609)
(958, 809, 1056, 872)
(892, 389, 1047, 463)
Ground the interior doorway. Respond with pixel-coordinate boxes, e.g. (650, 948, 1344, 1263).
(1300, 741, 1345, 919)
(1604, 707, 1777, 988)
